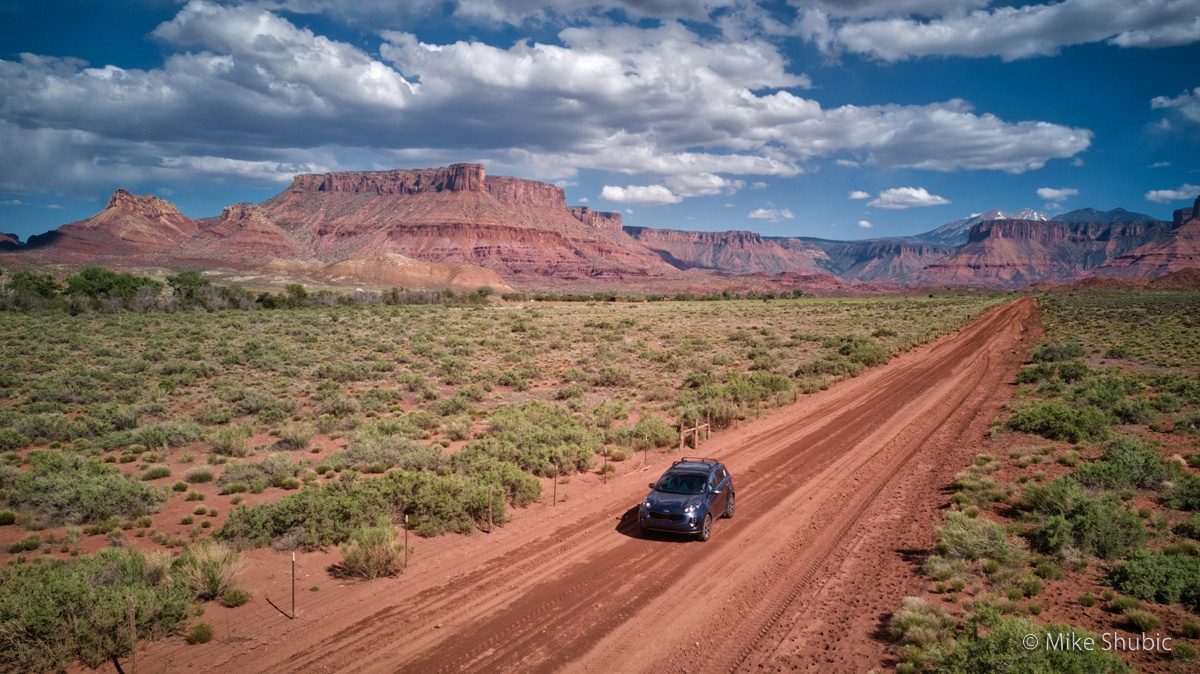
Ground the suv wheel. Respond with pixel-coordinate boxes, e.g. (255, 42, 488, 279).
(698, 513, 713, 542)
(724, 492, 735, 519)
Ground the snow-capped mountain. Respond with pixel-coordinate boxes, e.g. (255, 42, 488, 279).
(913, 208, 1049, 246)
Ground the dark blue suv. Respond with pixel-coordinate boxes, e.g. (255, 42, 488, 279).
(638, 458, 735, 541)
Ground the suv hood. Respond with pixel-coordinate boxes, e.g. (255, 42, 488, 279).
(644, 491, 704, 512)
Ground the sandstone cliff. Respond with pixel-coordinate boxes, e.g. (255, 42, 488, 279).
(624, 226, 830, 275)
(258, 165, 674, 279)
(911, 218, 1172, 289)
(1094, 199, 1200, 279)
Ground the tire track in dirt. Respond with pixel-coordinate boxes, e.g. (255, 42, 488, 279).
(136, 299, 1036, 674)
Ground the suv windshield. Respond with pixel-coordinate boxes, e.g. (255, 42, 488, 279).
(655, 473, 707, 494)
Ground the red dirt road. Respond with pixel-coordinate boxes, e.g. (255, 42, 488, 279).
(137, 298, 1037, 674)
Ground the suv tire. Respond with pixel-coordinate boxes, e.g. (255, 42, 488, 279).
(698, 513, 713, 542)
(724, 492, 735, 519)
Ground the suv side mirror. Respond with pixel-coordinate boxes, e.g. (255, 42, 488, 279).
(648, 482, 656, 489)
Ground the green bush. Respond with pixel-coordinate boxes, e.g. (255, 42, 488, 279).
(187, 622, 214, 645)
(178, 540, 243, 601)
(141, 465, 171, 481)
(1020, 477, 1146, 560)
(0, 548, 191, 672)
(1109, 550, 1200, 611)
(337, 525, 403, 579)
(934, 512, 1027, 567)
(1034, 342, 1087, 362)
(218, 469, 500, 549)
(1173, 514, 1200, 540)
(184, 466, 214, 484)
(938, 614, 1128, 673)
(1006, 401, 1109, 443)
(218, 454, 300, 490)
(219, 588, 251, 608)
(1016, 363, 1056, 384)
(1165, 474, 1200, 511)
(330, 422, 444, 472)
(1073, 437, 1172, 490)
(10, 451, 165, 525)
(0, 429, 30, 452)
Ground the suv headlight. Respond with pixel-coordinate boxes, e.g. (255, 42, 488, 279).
(643, 501, 652, 509)
(684, 503, 700, 513)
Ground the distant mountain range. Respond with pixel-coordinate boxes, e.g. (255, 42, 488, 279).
(2, 164, 1197, 293)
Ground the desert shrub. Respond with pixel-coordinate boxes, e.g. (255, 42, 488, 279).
(0, 511, 14, 526)
(9, 451, 165, 525)
(141, 465, 171, 481)
(469, 401, 598, 476)
(1020, 477, 1145, 560)
(1176, 412, 1200, 435)
(217, 454, 299, 491)
(337, 526, 403, 579)
(590, 366, 633, 387)
(1165, 473, 1200, 511)
(96, 422, 202, 452)
(607, 415, 677, 451)
(178, 540, 243, 601)
(1034, 342, 1087, 362)
(1016, 363, 1056, 384)
(218, 469, 499, 549)
(794, 355, 862, 378)
(220, 588, 251, 608)
(889, 596, 954, 650)
(1006, 401, 1109, 443)
(937, 614, 1128, 673)
(0, 548, 191, 672)
(1111, 398, 1157, 425)
(835, 335, 888, 366)
(186, 622, 214, 645)
(208, 423, 251, 457)
(1109, 549, 1200, 611)
(184, 466, 214, 484)
(1174, 514, 1200, 540)
(1124, 610, 1161, 632)
(1073, 437, 1173, 490)
(1056, 361, 1090, 383)
(449, 448, 541, 508)
(275, 423, 315, 450)
(935, 512, 1027, 567)
(0, 429, 30, 452)
(330, 429, 443, 473)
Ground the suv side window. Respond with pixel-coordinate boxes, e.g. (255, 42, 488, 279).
(710, 468, 725, 490)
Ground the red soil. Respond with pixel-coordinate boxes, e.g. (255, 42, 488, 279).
(130, 298, 1038, 673)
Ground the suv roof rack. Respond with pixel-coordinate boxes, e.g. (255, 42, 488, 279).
(673, 457, 718, 467)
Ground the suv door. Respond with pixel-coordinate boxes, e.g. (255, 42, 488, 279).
(708, 468, 728, 513)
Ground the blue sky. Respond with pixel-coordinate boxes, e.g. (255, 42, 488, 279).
(0, 0, 1198, 241)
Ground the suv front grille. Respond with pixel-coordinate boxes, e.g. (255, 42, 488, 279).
(649, 511, 685, 522)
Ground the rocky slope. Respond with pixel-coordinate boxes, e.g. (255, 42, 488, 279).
(910, 218, 1173, 288)
(1054, 207, 1158, 223)
(624, 227, 829, 275)
(0, 232, 19, 251)
(800, 238, 955, 283)
(912, 208, 1048, 247)
(1092, 197, 1200, 279)
(24, 189, 202, 258)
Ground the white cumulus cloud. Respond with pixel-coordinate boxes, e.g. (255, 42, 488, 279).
(802, 0, 1200, 62)
(849, 190, 871, 199)
(1036, 187, 1078, 201)
(1152, 87, 1200, 124)
(857, 219, 873, 228)
(600, 184, 682, 205)
(748, 207, 794, 221)
(867, 186, 950, 209)
(1145, 184, 1200, 203)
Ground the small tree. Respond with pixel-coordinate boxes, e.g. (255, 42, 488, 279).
(166, 270, 211, 307)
